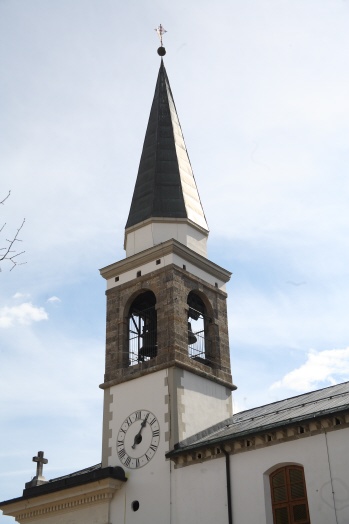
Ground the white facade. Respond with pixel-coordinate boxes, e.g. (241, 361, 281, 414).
(3, 421, 349, 523)
(124, 218, 208, 258)
(172, 427, 349, 524)
(94, 368, 231, 524)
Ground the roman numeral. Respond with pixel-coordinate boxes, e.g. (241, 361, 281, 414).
(135, 458, 140, 468)
(152, 429, 160, 438)
(149, 417, 156, 425)
(135, 411, 141, 420)
(118, 448, 126, 458)
(125, 456, 131, 467)
(150, 444, 158, 452)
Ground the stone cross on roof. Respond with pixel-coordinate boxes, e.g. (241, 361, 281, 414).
(33, 451, 48, 478)
(24, 451, 49, 489)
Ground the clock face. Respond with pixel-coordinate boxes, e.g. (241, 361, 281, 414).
(117, 410, 160, 469)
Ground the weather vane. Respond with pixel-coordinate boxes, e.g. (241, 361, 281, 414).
(155, 24, 167, 56)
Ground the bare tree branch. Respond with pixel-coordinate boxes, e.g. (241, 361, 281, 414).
(1, 191, 26, 271)
(1, 190, 11, 206)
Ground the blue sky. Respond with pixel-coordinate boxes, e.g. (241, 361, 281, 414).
(1, 0, 349, 513)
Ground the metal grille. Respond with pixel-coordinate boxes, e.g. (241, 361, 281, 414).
(129, 304, 157, 365)
(188, 307, 210, 365)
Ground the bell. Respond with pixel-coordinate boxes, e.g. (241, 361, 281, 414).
(139, 331, 157, 360)
(188, 322, 197, 345)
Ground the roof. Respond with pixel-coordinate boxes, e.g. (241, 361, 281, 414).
(45, 463, 102, 483)
(125, 60, 208, 232)
(169, 381, 349, 456)
(0, 464, 127, 506)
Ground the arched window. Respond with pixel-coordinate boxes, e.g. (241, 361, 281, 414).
(128, 291, 157, 365)
(270, 466, 311, 524)
(187, 292, 210, 365)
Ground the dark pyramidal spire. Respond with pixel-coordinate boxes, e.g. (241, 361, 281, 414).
(125, 59, 208, 232)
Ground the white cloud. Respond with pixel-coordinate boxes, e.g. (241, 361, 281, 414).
(47, 296, 61, 303)
(0, 302, 48, 328)
(270, 348, 349, 393)
(12, 292, 30, 299)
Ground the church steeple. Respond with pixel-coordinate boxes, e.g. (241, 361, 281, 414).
(124, 58, 209, 258)
(100, 40, 234, 467)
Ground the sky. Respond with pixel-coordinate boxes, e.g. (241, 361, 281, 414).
(1, 0, 349, 514)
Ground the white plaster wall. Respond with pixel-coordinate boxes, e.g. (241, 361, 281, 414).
(180, 370, 232, 441)
(172, 428, 349, 524)
(229, 429, 349, 524)
(172, 254, 226, 291)
(321, 429, 349, 524)
(172, 458, 228, 524)
(108, 370, 171, 524)
(125, 222, 207, 258)
(105, 369, 232, 523)
(125, 223, 153, 256)
(106, 254, 169, 290)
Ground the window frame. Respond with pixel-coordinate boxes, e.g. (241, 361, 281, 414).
(269, 465, 311, 524)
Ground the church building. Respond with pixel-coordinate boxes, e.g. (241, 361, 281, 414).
(1, 35, 349, 524)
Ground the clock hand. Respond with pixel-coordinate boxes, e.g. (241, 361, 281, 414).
(132, 413, 149, 449)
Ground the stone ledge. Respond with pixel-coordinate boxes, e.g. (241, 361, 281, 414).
(100, 360, 236, 391)
(100, 238, 231, 284)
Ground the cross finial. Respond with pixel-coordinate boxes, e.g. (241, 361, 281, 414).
(155, 24, 167, 56)
(155, 24, 167, 46)
(24, 451, 49, 489)
(33, 451, 48, 478)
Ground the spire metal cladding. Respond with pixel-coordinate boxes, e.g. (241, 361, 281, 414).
(125, 60, 208, 233)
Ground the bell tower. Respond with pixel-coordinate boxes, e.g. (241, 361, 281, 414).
(99, 37, 236, 498)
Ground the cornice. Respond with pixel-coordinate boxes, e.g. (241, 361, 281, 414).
(100, 238, 231, 283)
(168, 411, 349, 468)
(0, 477, 124, 522)
(100, 360, 236, 391)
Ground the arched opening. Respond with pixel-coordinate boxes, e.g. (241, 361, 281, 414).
(128, 291, 157, 365)
(187, 291, 210, 365)
(269, 465, 311, 524)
